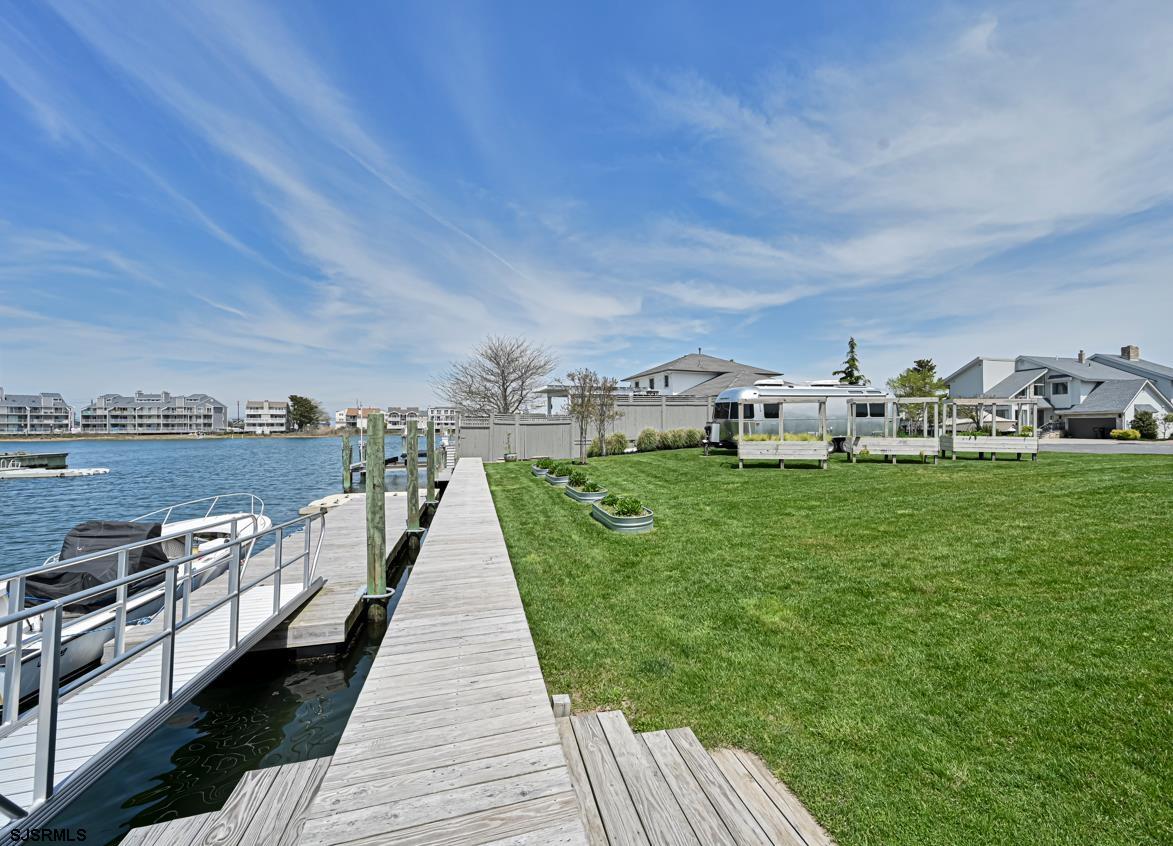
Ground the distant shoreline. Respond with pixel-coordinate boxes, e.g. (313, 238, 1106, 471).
(0, 431, 343, 443)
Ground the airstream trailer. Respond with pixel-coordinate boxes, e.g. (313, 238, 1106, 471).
(711, 380, 890, 446)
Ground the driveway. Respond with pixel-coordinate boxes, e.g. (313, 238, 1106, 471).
(1040, 439, 1173, 455)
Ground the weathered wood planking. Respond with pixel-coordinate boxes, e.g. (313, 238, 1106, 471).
(299, 458, 589, 845)
(257, 492, 420, 652)
(120, 756, 332, 846)
(939, 435, 1039, 458)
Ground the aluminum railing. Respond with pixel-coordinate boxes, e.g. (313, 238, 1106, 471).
(0, 510, 326, 820)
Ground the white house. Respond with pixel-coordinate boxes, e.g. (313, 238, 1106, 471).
(623, 351, 781, 397)
(945, 346, 1173, 438)
(243, 400, 289, 434)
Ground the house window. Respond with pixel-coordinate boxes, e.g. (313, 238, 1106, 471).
(649, 377, 655, 390)
(664, 373, 670, 388)
(633, 381, 640, 389)
(1032, 383, 1043, 396)
(1051, 382, 1068, 396)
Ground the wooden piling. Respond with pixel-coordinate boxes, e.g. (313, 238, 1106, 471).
(341, 433, 352, 494)
(426, 418, 437, 505)
(365, 413, 386, 605)
(406, 419, 421, 534)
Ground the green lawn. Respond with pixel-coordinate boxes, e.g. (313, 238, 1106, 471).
(485, 450, 1173, 846)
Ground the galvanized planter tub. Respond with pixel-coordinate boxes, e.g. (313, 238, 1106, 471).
(565, 486, 607, 503)
(531, 465, 549, 477)
(545, 473, 570, 487)
(591, 503, 654, 533)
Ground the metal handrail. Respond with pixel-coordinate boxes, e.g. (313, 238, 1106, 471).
(0, 510, 325, 820)
(130, 493, 265, 525)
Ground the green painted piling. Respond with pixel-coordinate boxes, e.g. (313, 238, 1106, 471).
(426, 418, 437, 504)
(365, 413, 386, 600)
(342, 433, 352, 493)
(406, 419, 421, 533)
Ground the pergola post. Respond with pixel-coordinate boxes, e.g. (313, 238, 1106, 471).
(737, 399, 745, 470)
(819, 398, 828, 469)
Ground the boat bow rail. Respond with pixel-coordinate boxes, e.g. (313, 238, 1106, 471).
(0, 510, 328, 829)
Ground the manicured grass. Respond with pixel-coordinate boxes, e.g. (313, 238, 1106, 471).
(485, 450, 1173, 846)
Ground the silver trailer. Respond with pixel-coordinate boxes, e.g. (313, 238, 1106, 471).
(712, 380, 890, 445)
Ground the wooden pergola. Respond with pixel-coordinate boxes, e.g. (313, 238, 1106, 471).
(736, 396, 831, 470)
(940, 397, 1040, 461)
(844, 396, 941, 464)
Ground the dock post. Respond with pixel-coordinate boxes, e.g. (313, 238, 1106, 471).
(365, 413, 387, 617)
(426, 418, 437, 505)
(342, 433, 353, 494)
(406, 419, 423, 558)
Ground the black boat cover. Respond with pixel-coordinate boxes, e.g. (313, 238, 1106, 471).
(25, 521, 169, 612)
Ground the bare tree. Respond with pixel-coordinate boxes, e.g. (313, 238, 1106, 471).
(434, 336, 556, 416)
(593, 376, 622, 454)
(566, 368, 599, 463)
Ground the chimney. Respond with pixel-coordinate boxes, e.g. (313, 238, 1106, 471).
(1121, 344, 1140, 361)
(1077, 350, 1086, 364)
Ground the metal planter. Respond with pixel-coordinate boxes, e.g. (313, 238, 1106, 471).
(531, 465, 549, 477)
(545, 473, 570, 487)
(565, 486, 607, 503)
(590, 503, 654, 533)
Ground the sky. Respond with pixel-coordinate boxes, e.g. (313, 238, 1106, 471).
(1, 0, 1172, 414)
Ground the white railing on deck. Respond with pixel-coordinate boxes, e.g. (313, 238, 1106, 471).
(0, 510, 326, 820)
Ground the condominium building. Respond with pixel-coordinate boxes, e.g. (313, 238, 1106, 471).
(244, 400, 289, 434)
(0, 389, 74, 434)
(335, 407, 383, 430)
(80, 391, 227, 434)
(386, 406, 423, 429)
(428, 406, 460, 430)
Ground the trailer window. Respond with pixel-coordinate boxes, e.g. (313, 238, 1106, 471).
(854, 403, 869, 418)
(869, 403, 886, 417)
(764, 404, 779, 419)
(742, 404, 755, 420)
(714, 402, 732, 420)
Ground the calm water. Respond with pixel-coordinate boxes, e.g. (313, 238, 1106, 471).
(0, 436, 413, 575)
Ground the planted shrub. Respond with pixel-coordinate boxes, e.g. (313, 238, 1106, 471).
(611, 496, 645, 516)
(636, 428, 659, 452)
(1110, 428, 1141, 440)
(606, 432, 629, 454)
(552, 462, 573, 477)
(600, 493, 618, 508)
(568, 469, 588, 488)
(1018, 425, 1035, 438)
(1130, 410, 1158, 440)
(683, 428, 703, 448)
(536, 457, 556, 469)
(579, 480, 602, 493)
(587, 436, 603, 457)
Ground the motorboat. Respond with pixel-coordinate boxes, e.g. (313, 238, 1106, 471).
(1, 494, 271, 708)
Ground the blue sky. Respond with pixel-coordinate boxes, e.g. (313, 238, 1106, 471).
(2, 1, 1172, 413)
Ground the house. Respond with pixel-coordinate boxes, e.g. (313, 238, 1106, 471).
(335, 407, 383, 430)
(243, 400, 289, 434)
(0, 389, 74, 434)
(622, 351, 781, 397)
(427, 407, 459, 430)
(80, 391, 227, 434)
(945, 346, 1173, 438)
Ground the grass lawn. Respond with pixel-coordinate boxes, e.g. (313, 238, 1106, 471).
(485, 450, 1172, 846)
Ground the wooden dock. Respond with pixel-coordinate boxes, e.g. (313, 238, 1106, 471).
(257, 492, 419, 653)
(299, 457, 588, 844)
(118, 457, 835, 845)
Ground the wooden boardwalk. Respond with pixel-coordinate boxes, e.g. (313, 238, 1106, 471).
(0, 578, 317, 822)
(299, 458, 589, 845)
(258, 492, 418, 653)
(560, 711, 834, 846)
(122, 756, 332, 846)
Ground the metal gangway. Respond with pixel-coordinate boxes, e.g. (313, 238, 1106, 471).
(0, 506, 327, 833)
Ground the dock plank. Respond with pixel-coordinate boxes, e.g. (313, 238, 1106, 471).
(299, 458, 587, 845)
(571, 714, 648, 846)
(642, 731, 737, 846)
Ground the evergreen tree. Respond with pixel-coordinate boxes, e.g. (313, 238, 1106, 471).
(288, 395, 326, 431)
(886, 359, 947, 434)
(833, 337, 868, 385)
